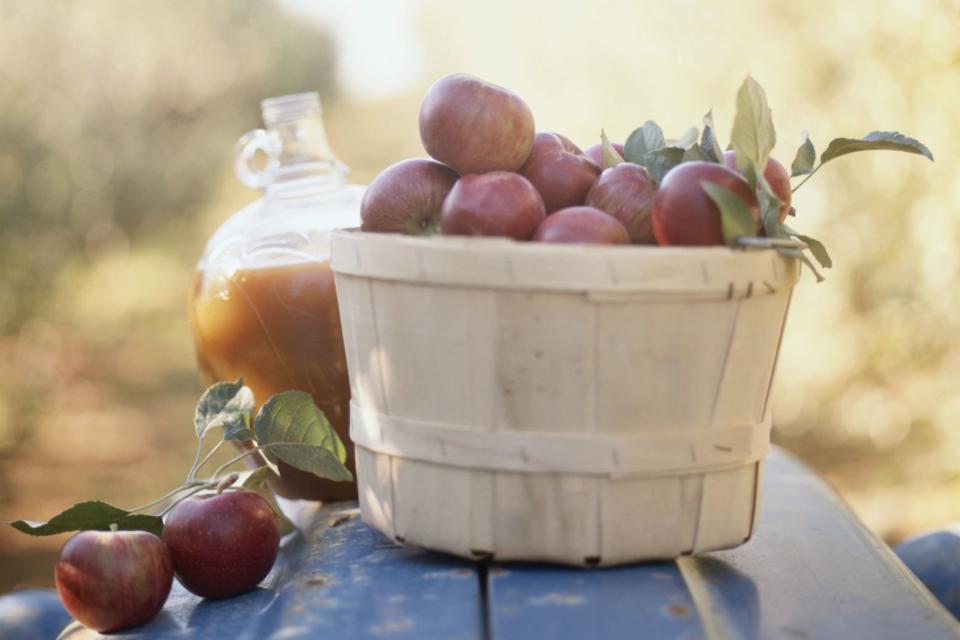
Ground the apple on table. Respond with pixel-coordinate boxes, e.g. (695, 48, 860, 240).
(163, 489, 281, 600)
(55, 529, 173, 633)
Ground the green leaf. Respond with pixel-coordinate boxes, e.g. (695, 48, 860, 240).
(820, 131, 934, 164)
(756, 175, 782, 234)
(730, 76, 776, 177)
(682, 144, 710, 163)
(9, 501, 163, 537)
(254, 391, 352, 482)
(670, 126, 699, 149)
(262, 443, 353, 482)
(790, 131, 816, 177)
(700, 110, 724, 163)
(781, 223, 833, 268)
(701, 181, 758, 245)
(600, 129, 623, 169)
(645, 146, 686, 184)
(195, 379, 255, 441)
(623, 120, 665, 165)
(778, 247, 826, 283)
(240, 467, 296, 535)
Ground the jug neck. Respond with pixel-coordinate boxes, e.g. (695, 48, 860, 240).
(235, 92, 348, 196)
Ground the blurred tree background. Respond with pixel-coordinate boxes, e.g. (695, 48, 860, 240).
(1, 0, 958, 593)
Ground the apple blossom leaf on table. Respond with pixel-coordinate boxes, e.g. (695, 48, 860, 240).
(701, 110, 724, 163)
(791, 131, 816, 176)
(730, 76, 776, 177)
(600, 129, 624, 169)
(195, 379, 255, 441)
(623, 120, 665, 165)
(781, 223, 832, 268)
(9, 501, 164, 537)
(819, 131, 934, 164)
(701, 181, 758, 246)
(254, 391, 353, 482)
(240, 467, 296, 535)
(645, 146, 686, 184)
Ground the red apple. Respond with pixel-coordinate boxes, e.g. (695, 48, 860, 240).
(722, 150, 792, 221)
(440, 172, 545, 240)
(360, 158, 458, 235)
(55, 530, 173, 632)
(585, 163, 658, 244)
(519, 133, 600, 213)
(533, 206, 630, 245)
(583, 142, 625, 167)
(162, 490, 280, 599)
(419, 73, 535, 174)
(652, 162, 760, 246)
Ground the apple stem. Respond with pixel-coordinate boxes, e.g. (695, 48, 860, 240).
(125, 481, 207, 515)
(209, 445, 268, 481)
(157, 485, 210, 518)
(189, 439, 226, 482)
(215, 473, 240, 494)
(791, 163, 822, 193)
(186, 433, 207, 482)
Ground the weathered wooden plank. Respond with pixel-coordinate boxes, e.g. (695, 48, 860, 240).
(487, 449, 960, 640)
(679, 449, 960, 640)
(0, 589, 71, 640)
(487, 563, 704, 640)
(59, 503, 484, 640)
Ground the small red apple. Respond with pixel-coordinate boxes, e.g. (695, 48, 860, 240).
(55, 529, 173, 632)
(519, 133, 600, 213)
(419, 73, 535, 174)
(585, 163, 658, 244)
(360, 158, 458, 235)
(162, 490, 280, 599)
(440, 172, 545, 240)
(583, 142, 625, 167)
(722, 150, 792, 221)
(652, 162, 760, 246)
(533, 206, 630, 245)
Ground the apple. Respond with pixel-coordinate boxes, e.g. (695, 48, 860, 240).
(584, 163, 658, 244)
(360, 158, 458, 235)
(162, 490, 280, 599)
(583, 142, 625, 167)
(419, 73, 535, 174)
(519, 133, 600, 213)
(440, 172, 545, 240)
(652, 161, 760, 246)
(533, 206, 630, 245)
(55, 529, 173, 632)
(722, 150, 792, 221)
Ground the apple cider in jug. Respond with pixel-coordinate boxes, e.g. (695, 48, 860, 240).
(189, 93, 363, 500)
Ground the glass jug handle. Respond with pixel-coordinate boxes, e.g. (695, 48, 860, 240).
(234, 129, 281, 190)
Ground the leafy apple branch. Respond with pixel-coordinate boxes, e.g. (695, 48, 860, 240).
(600, 75, 932, 282)
(8, 380, 352, 538)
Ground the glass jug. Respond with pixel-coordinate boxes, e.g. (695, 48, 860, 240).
(189, 93, 363, 500)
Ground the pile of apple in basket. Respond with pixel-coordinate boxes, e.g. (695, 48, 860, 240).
(361, 73, 932, 281)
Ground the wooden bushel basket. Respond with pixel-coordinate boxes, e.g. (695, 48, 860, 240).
(331, 229, 799, 566)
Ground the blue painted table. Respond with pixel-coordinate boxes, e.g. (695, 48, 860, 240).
(21, 449, 960, 639)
